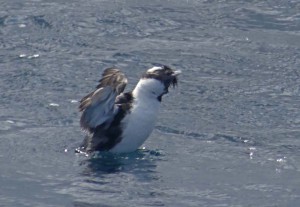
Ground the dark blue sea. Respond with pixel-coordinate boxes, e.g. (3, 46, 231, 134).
(1, 0, 300, 206)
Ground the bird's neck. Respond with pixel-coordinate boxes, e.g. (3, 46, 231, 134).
(132, 78, 164, 101)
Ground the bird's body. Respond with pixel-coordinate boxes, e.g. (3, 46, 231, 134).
(76, 66, 181, 154)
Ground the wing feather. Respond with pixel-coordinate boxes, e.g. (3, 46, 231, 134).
(79, 68, 127, 132)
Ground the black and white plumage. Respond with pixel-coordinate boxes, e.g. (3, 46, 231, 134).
(76, 65, 181, 154)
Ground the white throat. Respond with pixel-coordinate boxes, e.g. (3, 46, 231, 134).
(132, 78, 165, 99)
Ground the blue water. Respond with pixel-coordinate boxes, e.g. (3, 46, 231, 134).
(1, 0, 300, 206)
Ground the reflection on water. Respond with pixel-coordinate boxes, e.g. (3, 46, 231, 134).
(79, 149, 163, 175)
(68, 149, 165, 206)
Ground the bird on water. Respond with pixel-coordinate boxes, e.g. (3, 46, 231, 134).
(76, 65, 181, 154)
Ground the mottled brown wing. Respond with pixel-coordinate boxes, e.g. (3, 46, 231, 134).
(79, 68, 128, 132)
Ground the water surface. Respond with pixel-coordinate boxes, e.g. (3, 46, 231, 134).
(0, 0, 300, 206)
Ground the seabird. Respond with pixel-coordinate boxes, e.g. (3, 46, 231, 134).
(76, 65, 181, 154)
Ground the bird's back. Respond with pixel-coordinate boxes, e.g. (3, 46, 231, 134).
(78, 92, 134, 152)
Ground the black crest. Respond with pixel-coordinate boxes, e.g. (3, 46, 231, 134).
(142, 65, 179, 89)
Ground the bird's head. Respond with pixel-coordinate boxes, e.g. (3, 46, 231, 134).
(134, 65, 181, 101)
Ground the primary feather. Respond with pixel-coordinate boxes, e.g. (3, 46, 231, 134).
(79, 68, 127, 133)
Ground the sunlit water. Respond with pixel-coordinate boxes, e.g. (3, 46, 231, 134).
(1, 0, 300, 206)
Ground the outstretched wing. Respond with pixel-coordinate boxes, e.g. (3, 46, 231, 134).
(79, 68, 127, 132)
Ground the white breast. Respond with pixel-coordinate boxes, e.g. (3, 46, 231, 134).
(110, 78, 163, 153)
(110, 98, 160, 153)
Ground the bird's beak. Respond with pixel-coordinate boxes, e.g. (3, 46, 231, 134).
(169, 70, 181, 88)
(173, 70, 182, 76)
